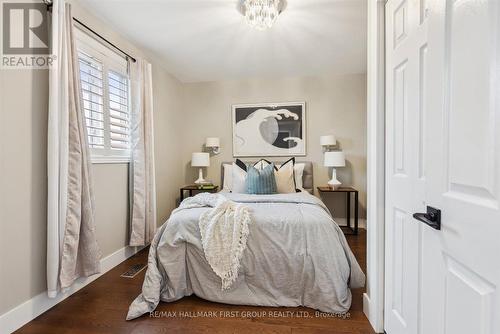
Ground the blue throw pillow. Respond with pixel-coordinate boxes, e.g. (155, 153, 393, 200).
(246, 163, 277, 195)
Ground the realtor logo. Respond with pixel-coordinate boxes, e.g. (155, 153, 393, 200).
(2, 1, 54, 68)
(3, 2, 49, 54)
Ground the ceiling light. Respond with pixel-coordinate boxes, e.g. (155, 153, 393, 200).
(239, 0, 287, 31)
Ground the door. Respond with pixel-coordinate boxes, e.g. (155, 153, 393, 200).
(421, 0, 500, 333)
(385, 0, 427, 333)
(385, 0, 500, 333)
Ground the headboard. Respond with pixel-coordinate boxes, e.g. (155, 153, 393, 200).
(221, 161, 314, 194)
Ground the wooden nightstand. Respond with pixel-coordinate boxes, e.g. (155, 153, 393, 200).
(317, 186, 359, 235)
(180, 185, 219, 201)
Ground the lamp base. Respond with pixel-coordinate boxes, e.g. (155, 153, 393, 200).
(327, 179, 342, 190)
(327, 168, 342, 190)
(194, 168, 208, 185)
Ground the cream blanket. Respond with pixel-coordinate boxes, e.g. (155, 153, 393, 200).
(178, 193, 251, 290)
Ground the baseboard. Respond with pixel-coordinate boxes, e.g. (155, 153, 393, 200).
(0, 245, 144, 334)
(333, 217, 367, 230)
(362, 293, 372, 326)
(363, 292, 384, 333)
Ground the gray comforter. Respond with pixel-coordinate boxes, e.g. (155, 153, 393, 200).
(127, 192, 365, 320)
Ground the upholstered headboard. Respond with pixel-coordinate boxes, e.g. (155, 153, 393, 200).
(221, 161, 314, 194)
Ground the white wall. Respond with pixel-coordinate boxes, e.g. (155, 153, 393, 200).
(180, 74, 367, 220)
(0, 2, 185, 316)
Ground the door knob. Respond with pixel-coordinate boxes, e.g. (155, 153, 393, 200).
(413, 206, 441, 230)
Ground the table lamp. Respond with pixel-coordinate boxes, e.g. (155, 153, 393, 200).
(191, 152, 210, 184)
(324, 151, 345, 189)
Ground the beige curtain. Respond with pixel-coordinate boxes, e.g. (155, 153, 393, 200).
(129, 59, 157, 246)
(47, 0, 101, 297)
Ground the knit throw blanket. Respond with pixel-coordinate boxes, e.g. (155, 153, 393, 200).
(176, 193, 251, 290)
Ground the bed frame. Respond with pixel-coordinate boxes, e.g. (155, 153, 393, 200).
(221, 161, 314, 194)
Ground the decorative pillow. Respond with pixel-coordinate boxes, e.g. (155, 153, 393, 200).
(246, 163, 277, 194)
(231, 159, 247, 193)
(274, 158, 296, 193)
(253, 159, 272, 170)
(293, 163, 306, 191)
(222, 163, 233, 191)
(235, 158, 247, 172)
(275, 162, 305, 191)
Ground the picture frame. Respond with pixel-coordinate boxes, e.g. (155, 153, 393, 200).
(232, 102, 306, 157)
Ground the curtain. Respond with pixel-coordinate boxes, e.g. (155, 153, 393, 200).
(129, 59, 157, 246)
(47, 0, 101, 298)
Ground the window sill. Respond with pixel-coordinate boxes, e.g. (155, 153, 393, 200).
(91, 155, 130, 164)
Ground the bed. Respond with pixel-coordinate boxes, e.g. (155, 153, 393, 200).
(127, 161, 365, 320)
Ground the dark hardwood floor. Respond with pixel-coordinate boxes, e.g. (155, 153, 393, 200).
(17, 230, 374, 334)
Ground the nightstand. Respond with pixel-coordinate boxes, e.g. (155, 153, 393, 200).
(180, 185, 219, 201)
(317, 186, 359, 235)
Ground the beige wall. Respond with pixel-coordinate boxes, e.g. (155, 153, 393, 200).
(152, 67, 186, 223)
(180, 74, 367, 220)
(0, 3, 184, 315)
(0, 69, 49, 315)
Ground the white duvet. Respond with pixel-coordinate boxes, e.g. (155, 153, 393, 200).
(127, 192, 365, 320)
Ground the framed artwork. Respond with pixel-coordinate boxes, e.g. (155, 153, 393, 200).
(232, 102, 306, 157)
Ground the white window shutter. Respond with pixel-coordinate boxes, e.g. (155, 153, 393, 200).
(76, 31, 131, 163)
(79, 51, 105, 149)
(108, 70, 130, 151)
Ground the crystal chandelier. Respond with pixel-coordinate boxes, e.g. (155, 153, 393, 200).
(243, 0, 285, 30)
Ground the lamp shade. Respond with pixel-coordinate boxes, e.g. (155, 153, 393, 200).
(205, 137, 220, 148)
(191, 152, 210, 167)
(320, 135, 336, 146)
(324, 151, 345, 167)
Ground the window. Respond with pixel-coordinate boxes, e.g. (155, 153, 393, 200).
(76, 28, 130, 163)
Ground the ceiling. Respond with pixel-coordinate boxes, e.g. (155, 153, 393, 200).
(77, 0, 367, 83)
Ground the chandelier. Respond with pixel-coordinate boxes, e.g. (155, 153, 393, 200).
(242, 0, 286, 30)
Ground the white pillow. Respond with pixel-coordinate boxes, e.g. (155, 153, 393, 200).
(294, 163, 306, 191)
(222, 164, 233, 191)
(231, 162, 247, 193)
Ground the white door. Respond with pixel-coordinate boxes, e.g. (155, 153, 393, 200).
(385, 0, 428, 333)
(421, 0, 500, 333)
(385, 0, 500, 333)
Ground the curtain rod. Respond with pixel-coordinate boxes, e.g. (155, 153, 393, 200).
(46, 3, 137, 63)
